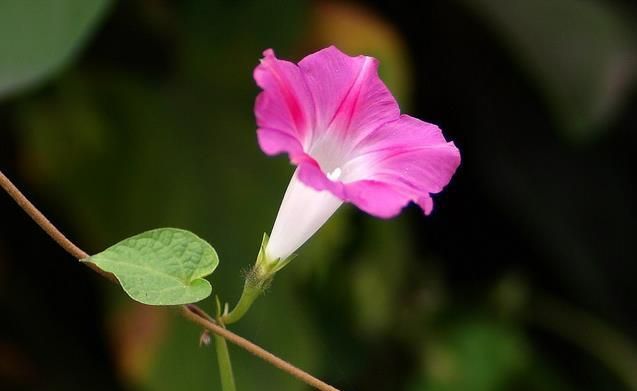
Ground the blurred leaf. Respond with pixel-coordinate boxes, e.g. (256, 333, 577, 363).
(143, 310, 219, 391)
(108, 305, 170, 385)
(86, 228, 218, 305)
(417, 319, 529, 391)
(351, 219, 411, 336)
(0, 0, 111, 98)
(461, 0, 637, 141)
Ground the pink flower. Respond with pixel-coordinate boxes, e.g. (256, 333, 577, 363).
(255, 46, 460, 262)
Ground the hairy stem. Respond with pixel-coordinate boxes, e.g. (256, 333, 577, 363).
(0, 168, 340, 391)
(222, 280, 263, 325)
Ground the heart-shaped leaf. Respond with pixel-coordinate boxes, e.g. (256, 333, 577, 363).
(84, 228, 218, 305)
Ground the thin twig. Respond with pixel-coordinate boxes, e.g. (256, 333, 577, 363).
(0, 169, 340, 391)
(0, 170, 87, 259)
(0, 170, 116, 282)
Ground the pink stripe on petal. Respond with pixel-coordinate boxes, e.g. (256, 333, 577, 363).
(254, 49, 315, 148)
(298, 46, 399, 145)
(352, 115, 449, 155)
(349, 115, 460, 214)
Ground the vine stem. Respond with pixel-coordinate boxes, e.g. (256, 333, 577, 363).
(214, 333, 237, 391)
(222, 279, 263, 325)
(0, 169, 340, 391)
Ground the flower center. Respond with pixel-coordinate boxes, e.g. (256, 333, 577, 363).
(326, 167, 342, 181)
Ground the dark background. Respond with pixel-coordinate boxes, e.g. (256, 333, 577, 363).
(1, 1, 636, 390)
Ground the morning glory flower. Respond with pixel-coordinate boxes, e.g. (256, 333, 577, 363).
(255, 46, 460, 263)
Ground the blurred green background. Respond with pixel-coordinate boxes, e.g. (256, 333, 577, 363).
(1, 1, 636, 390)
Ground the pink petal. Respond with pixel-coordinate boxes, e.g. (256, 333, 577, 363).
(296, 161, 417, 218)
(296, 158, 345, 196)
(417, 196, 434, 215)
(298, 46, 399, 144)
(256, 128, 304, 159)
(344, 115, 461, 215)
(340, 180, 412, 218)
(254, 49, 315, 152)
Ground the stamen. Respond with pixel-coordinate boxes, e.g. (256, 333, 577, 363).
(327, 167, 342, 181)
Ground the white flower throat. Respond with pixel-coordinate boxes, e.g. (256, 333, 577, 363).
(264, 169, 343, 262)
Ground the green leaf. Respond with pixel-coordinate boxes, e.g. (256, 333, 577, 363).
(84, 228, 219, 306)
(0, 0, 112, 98)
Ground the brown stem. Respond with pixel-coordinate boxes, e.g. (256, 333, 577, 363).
(0, 170, 87, 259)
(0, 170, 116, 282)
(183, 306, 339, 391)
(0, 169, 340, 391)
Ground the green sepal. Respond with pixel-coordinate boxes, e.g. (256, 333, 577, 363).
(254, 232, 296, 279)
